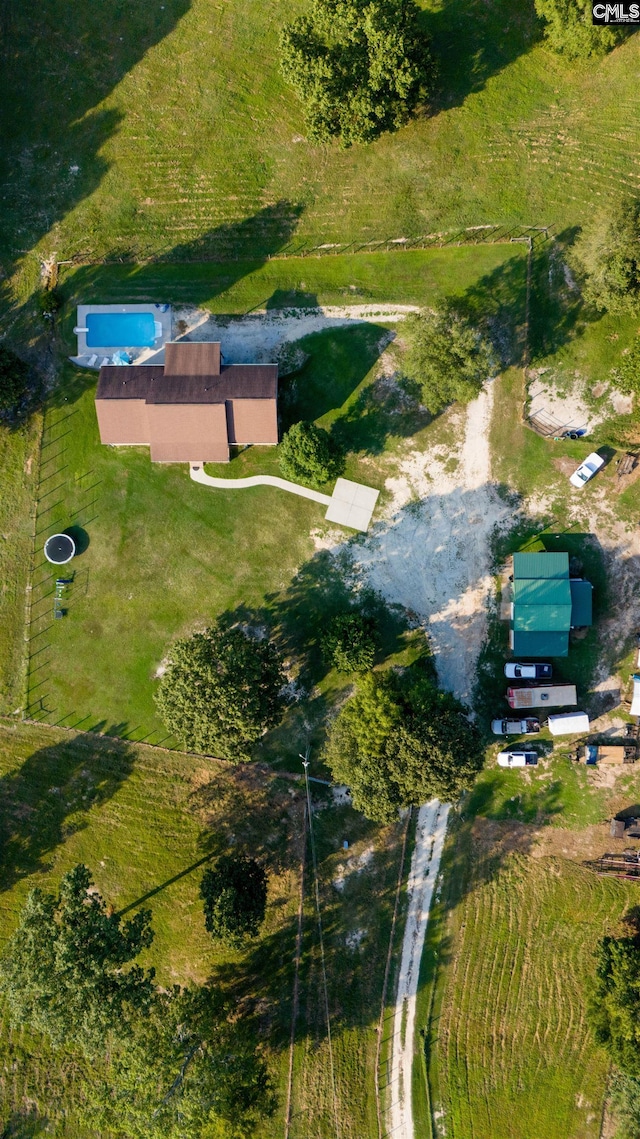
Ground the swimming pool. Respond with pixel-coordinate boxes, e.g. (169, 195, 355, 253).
(86, 311, 157, 348)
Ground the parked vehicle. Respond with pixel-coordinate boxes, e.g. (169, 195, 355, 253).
(630, 673, 640, 716)
(491, 717, 540, 736)
(569, 452, 605, 489)
(497, 750, 539, 767)
(547, 711, 590, 736)
(582, 744, 635, 766)
(504, 662, 552, 680)
(507, 684, 577, 709)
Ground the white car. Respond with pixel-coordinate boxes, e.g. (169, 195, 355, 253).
(497, 750, 539, 767)
(504, 662, 552, 680)
(569, 452, 605, 489)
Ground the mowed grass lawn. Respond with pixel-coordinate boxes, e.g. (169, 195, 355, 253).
(417, 757, 640, 1139)
(22, 246, 527, 754)
(428, 827, 631, 1139)
(1, 0, 640, 284)
(0, 720, 404, 1139)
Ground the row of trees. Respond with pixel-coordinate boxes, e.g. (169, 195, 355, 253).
(155, 616, 483, 821)
(0, 864, 271, 1137)
(279, 0, 631, 147)
(589, 922, 640, 1137)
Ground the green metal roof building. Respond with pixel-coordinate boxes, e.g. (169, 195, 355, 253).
(510, 552, 592, 657)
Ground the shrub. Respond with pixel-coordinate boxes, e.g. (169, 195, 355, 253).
(200, 855, 268, 946)
(279, 420, 344, 486)
(154, 621, 286, 760)
(402, 307, 495, 414)
(37, 287, 63, 321)
(617, 339, 640, 395)
(321, 611, 377, 672)
(280, 0, 433, 146)
(534, 0, 627, 58)
(0, 343, 30, 415)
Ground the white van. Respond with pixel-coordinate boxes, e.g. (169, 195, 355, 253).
(547, 711, 590, 736)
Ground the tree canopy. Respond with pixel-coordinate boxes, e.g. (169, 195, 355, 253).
(200, 855, 268, 946)
(323, 669, 483, 821)
(0, 343, 30, 415)
(85, 984, 272, 1139)
(589, 932, 640, 1077)
(402, 307, 495, 415)
(321, 610, 377, 673)
(0, 865, 272, 1137)
(155, 621, 286, 760)
(279, 420, 344, 486)
(578, 197, 640, 314)
(0, 863, 155, 1054)
(534, 0, 627, 58)
(280, 0, 433, 146)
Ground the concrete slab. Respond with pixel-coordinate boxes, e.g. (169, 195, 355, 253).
(324, 478, 379, 532)
(72, 303, 172, 368)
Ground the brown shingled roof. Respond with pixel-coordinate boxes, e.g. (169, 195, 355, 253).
(96, 363, 277, 403)
(164, 341, 221, 377)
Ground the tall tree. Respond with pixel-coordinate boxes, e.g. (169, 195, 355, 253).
(323, 668, 483, 821)
(0, 864, 154, 1054)
(86, 985, 273, 1139)
(578, 196, 640, 314)
(402, 307, 495, 414)
(155, 621, 286, 760)
(280, 0, 433, 146)
(201, 855, 268, 947)
(534, 0, 627, 58)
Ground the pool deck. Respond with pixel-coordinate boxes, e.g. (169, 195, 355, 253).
(70, 303, 172, 370)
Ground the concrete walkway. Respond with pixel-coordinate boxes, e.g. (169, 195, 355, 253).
(189, 465, 379, 532)
(189, 463, 331, 504)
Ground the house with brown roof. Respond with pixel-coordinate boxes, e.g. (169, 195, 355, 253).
(95, 341, 278, 463)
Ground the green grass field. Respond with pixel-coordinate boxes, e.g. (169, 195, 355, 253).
(0, 719, 404, 1138)
(1, 0, 640, 299)
(18, 245, 526, 762)
(3, 1, 640, 1132)
(426, 823, 631, 1139)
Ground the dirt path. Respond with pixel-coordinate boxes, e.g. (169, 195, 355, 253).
(351, 384, 504, 1139)
(173, 303, 419, 363)
(389, 801, 450, 1139)
(353, 379, 508, 704)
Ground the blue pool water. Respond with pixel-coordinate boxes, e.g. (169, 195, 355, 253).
(86, 312, 156, 348)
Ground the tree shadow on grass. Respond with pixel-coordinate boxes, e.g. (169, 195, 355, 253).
(0, 733, 134, 893)
(0, 0, 192, 315)
(207, 804, 408, 1060)
(454, 229, 599, 371)
(424, 0, 542, 117)
(279, 324, 387, 430)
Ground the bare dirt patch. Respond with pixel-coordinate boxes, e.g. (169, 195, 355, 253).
(172, 303, 420, 363)
(351, 381, 510, 705)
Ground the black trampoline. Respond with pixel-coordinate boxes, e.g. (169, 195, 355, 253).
(44, 533, 76, 565)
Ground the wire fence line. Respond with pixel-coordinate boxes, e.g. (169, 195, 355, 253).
(56, 224, 553, 270)
(301, 749, 341, 1139)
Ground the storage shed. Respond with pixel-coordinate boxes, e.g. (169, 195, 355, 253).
(510, 552, 593, 657)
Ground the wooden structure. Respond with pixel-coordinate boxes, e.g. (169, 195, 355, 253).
(616, 453, 637, 479)
(585, 852, 640, 880)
